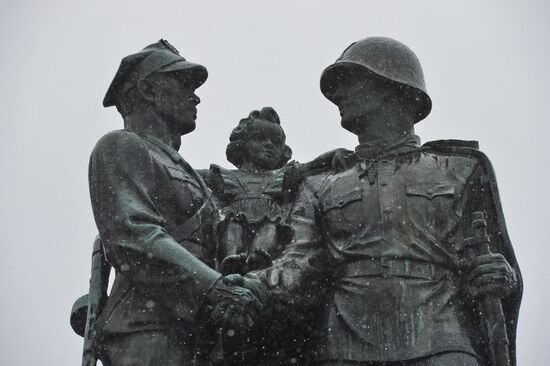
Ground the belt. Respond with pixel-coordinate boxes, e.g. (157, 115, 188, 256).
(343, 258, 450, 281)
(233, 193, 274, 201)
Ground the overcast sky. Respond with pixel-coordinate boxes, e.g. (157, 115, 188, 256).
(1, 1, 549, 364)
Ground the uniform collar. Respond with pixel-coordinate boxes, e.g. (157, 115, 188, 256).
(140, 134, 183, 163)
(355, 134, 420, 161)
(140, 133, 212, 196)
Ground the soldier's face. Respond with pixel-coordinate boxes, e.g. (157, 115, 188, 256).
(332, 74, 387, 126)
(152, 73, 200, 135)
(243, 120, 284, 170)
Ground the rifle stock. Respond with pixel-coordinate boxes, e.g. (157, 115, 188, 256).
(81, 237, 111, 366)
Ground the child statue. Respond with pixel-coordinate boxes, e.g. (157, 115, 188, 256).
(199, 107, 347, 366)
(201, 106, 345, 276)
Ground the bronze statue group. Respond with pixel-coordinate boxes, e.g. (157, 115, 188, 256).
(71, 37, 522, 366)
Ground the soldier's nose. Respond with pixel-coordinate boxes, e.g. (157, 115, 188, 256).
(331, 87, 344, 104)
(187, 94, 200, 105)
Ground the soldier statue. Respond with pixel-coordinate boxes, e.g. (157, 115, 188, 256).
(82, 40, 262, 366)
(234, 37, 522, 366)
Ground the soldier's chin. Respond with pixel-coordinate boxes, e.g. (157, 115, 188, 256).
(340, 116, 361, 135)
(179, 120, 196, 135)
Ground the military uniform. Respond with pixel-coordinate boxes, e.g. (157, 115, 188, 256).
(89, 130, 221, 364)
(258, 137, 521, 365)
(75, 40, 266, 366)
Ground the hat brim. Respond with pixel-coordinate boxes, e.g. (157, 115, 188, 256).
(158, 61, 208, 89)
(320, 61, 432, 123)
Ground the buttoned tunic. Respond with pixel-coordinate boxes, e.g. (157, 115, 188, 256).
(89, 130, 221, 339)
(259, 141, 521, 363)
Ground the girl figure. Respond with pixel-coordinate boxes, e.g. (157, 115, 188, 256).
(203, 107, 343, 275)
(201, 107, 346, 366)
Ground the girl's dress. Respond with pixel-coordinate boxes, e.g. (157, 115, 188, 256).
(204, 163, 301, 270)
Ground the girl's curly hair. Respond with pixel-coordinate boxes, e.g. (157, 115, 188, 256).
(226, 107, 292, 168)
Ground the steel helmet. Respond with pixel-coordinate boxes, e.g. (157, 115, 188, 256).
(320, 37, 432, 127)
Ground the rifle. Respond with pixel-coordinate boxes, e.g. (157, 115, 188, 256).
(458, 211, 511, 366)
(81, 237, 111, 366)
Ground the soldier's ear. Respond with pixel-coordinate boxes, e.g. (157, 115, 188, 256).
(282, 145, 293, 163)
(136, 78, 157, 102)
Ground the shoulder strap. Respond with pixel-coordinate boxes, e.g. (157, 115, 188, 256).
(169, 200, 210, 244)
(422, 139, 479, 150)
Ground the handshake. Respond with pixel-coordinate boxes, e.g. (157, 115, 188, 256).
(201, 273, 269, 334)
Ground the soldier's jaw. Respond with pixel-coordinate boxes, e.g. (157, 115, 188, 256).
(175, 114, 196, 135)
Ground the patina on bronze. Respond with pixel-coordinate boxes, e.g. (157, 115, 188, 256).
(73, 37, 522, 366)
(460, 211, 513, 366)
(240, 37, 522, 366)
(200, 106, 347, 277)
(80, 40, 263, 366)
(199, 106, 346, 365)
(203, 107, 296, 278)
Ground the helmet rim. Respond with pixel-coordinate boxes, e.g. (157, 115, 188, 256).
(320, 60, 432, 126)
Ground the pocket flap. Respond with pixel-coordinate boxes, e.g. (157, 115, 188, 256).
(406, 183, 455, 199)
(166, 167, 201, 188)
(323, 188, 362, 210)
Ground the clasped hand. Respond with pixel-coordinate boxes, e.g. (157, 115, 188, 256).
(202, 277, 263, 334)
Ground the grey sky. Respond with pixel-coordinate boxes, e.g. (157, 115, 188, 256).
(0, 1, 548, 364)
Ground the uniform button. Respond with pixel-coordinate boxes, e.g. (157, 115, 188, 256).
(384, 208, 392, 214)
(427, 189, 434, 195)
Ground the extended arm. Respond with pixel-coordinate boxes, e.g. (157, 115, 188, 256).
(89, 131, 221, 322)
(233, 178, 331, 310)
(455, 158, 521, 300)
(453, 152, 522, 366)
(297, 148, 353, 176)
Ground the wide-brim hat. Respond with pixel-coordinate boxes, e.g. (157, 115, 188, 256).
(103, 39, 208, 108)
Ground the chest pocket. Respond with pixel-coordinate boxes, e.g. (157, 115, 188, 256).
(405, 182, 460, 232)
(406, 183, 455, 199)
(165, 166, 204, 216)
(167, 167, 201, 187)
(322, 188, 363, 237)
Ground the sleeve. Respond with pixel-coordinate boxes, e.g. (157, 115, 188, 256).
(452, 151, 522, 366)
(89, 131, 221, 323)
(254, 177, 331, 309)
(454, 154, 522, 290)
(297, 148, 351, 175)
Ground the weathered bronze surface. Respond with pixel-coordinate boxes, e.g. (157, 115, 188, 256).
(198, 106, 346, 365)
(243, 37, 521, 366)
(73, 37, 521, 366)
(79, 40, 263, 366)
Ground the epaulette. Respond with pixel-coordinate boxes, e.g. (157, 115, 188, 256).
(208, 164, 233, 198)
(209, 164, 234, 179)
(422, 139, 479, 150)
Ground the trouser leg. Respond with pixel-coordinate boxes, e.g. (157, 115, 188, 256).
(99, 331, 193, 366)
(218, 219, 249, 275)
(219, 220, 247, 259)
